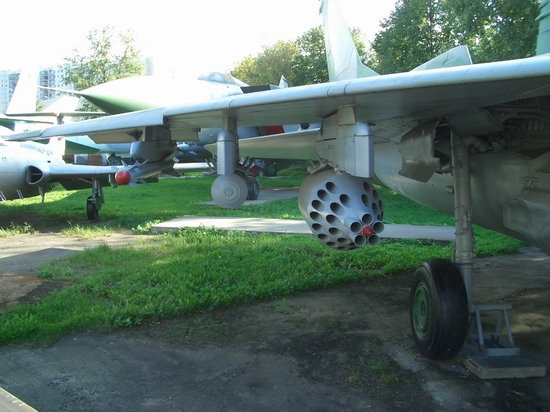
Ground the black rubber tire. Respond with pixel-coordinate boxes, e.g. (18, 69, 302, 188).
(86, 197, 99, 221)
(247, 179, 260, 200)
(264, 162, 277, 177)
(410, 259, 468, 360)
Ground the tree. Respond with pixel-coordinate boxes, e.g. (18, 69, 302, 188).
(371, 0, 540, 74)
(231, 40, 298, 86)
(231, 26, 369, 87)
(63, 25, 146, 111)
(372, 0, 456, 74)
(290, 26, 370, 85)
(289, 26, 328, 85)
(448, 0, 539, 63)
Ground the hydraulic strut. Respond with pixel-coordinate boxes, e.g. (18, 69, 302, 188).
(450, 131, 475, 312)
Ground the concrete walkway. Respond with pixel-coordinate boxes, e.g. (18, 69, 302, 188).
(152, 187, 455, 241)
(150, 215, 456, 241)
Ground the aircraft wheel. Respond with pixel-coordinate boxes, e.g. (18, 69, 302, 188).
(248, 179, 260, 200)
(86, 197, 99, 221)
(264, 162, 277, 177)
(211, 174, 248, 209)
(410, 259, 468, 360)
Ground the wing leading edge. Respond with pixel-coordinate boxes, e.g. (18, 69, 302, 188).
(7, 53, 550, 145)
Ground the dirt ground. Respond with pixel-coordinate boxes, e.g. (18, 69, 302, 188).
(0, 231, 549, 412)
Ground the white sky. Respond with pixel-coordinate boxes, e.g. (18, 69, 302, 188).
(1, 0, 396, 78)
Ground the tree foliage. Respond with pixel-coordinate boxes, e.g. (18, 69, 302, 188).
(231, 40, 298, 86)
(63, 25, 146, 111)
(372, 0, 540, 74)
(232, 0, 540, 83)
(449, 0, 540, 62)
(289, 27, 329, 85)
(231, 26, 369, 86)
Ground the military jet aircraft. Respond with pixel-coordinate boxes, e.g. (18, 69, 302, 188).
(0, 70, 64, 133)
(0, 68, 191, 218)
(0, 133, 181, 219)
(1, 69, 106, 135)
(44, 72, 290, 176)
(8, 0, 550, 365)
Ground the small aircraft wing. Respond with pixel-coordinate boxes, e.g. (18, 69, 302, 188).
(7, 53, 550, 146)
(8, 108, 167, 143)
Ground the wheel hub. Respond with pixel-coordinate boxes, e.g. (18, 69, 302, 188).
(413, 282, 430, 337)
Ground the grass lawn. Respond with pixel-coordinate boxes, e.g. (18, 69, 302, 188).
(0, 173, 525, 345)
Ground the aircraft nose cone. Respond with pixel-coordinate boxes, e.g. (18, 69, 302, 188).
(115, 169, 132, 185)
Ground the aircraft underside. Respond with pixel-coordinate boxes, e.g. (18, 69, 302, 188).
(6, 87, 548, 365)
(203, 92, 550, 363)
(375, 141, 550, 256)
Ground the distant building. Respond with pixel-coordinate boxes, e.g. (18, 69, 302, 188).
(38, 66, 71, 101)
(0, 71, 21, 112)
(0, 66, 74, 112)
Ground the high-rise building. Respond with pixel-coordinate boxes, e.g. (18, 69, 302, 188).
(0, 66, 73, 112)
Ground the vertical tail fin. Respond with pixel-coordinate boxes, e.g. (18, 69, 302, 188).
(536, 0, 550, 55)
(411, 45, 473, 71)
(320, 0, 379, 81)
(6, 69, 38, 115)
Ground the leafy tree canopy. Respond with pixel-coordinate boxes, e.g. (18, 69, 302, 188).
(234, 0, 540, 80)
(231, 40, 298, 86)
(63, 25, 146, 111)
(372, 0, 540, 74)
(231, 26, 369, 86)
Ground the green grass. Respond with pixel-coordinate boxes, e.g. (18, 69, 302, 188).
(0, 174, 526, 346)
(0, 230, 456, 346)
(0, 222, 35, 238)
(0, 176, 304, 233)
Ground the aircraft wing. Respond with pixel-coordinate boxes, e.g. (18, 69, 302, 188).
(206, 128, 320, 160)
(0, 116, 54, 132)
(7, 54, 550, 146)
(7, 108, 167, 143)
(64, 140, 102, 155)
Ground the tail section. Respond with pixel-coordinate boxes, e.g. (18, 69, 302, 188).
(537, 0, 550, 55)
(6, 69, 38, 115)
(412, 45, 472, 71)
(40, 96, 80, 114)
(320, 0, 379, 81)
(321, 0, 473, 78)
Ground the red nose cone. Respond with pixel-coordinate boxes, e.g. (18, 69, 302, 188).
(362, 226, 373, 237)
(115, 169, 132, 185)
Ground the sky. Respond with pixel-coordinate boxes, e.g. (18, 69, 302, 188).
(1, 0, 396, 78)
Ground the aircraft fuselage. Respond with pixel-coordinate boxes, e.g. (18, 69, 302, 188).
(374, 137, 550, 255)
(0, 140, 62, 201)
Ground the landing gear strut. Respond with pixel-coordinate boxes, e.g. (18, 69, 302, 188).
(410, 131, 474, 359)
(211, 117, 261, 209)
